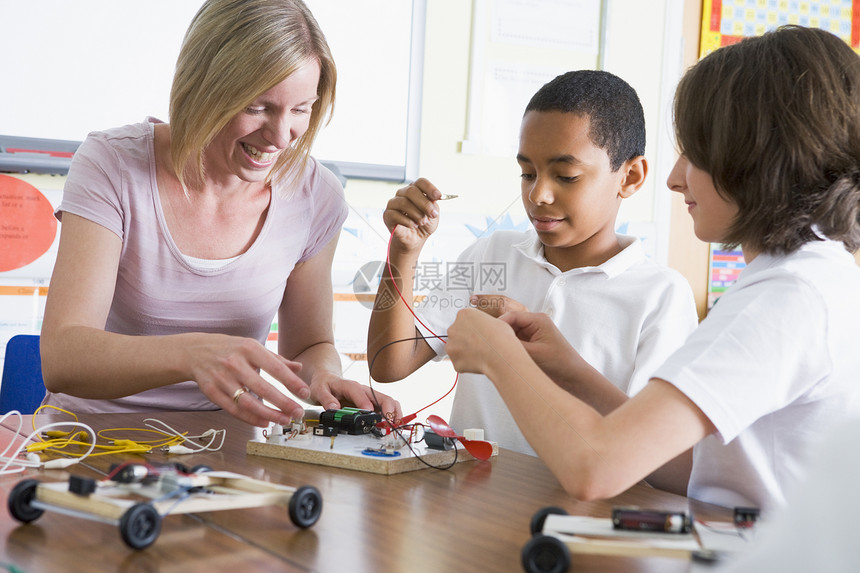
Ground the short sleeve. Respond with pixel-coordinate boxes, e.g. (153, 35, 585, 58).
(654, 275, 830, 443)
(626, 272, 697, 395)
(58, 132, 126, 239)
(297, 160, 348, 263)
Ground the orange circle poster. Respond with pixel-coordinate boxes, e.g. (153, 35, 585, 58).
(0, 174, 58, 272)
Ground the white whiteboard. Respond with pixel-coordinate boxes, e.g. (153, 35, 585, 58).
(462, 0, 604, 157)
(0, 0, 424, 181)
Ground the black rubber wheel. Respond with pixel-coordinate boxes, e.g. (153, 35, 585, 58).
(521, 534, 571, 573)
(119, 503, 162, 549)
(171, 462, 190, 474)
(288, 485, 322, 528)
(529, 506, 569, 536)
(190, 464, 212, 474)
(8, 479, 44, 523)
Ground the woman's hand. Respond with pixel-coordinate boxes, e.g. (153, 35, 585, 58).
(186, 334, 312, 427)
(306, 371, 403, 421)
(382, 178, 444, 255)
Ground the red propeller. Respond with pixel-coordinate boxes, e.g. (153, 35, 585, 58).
(426, 415, 493, 461)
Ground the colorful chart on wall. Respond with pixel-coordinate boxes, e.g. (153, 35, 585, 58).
(699, 0, 860, 58)
(708, 245, 745, 310)
(0, 175, 58, 272)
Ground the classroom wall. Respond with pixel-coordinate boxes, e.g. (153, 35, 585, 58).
(0, 0, 700, 422)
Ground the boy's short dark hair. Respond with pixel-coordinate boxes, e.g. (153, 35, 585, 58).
(525, 70, 646, 172)
(674, 25, 860, 254)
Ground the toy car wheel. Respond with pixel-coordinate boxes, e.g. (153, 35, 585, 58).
(119, 503, 162, 549)
(8, 479, 44, 523)
(190, 464, 212, 474)
(529, 506, 569, 536)
(288, 485, 322, 528)
(171, 462, 190, 474)
(521, 534, 571, 573)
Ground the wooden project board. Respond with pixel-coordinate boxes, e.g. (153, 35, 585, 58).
(246, 433, 498, 475)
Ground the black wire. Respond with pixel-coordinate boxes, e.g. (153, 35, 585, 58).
(695, 519, 748, 541)
(366, 333, 460, 470)
(366, 333, 448, 413)
(395, 422, 459, 470)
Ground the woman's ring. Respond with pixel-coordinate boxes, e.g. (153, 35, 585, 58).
(232, 386, 249, 404)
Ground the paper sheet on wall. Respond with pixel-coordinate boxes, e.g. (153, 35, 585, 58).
(491, 0, 600, 51)
(462, 0, 602, 157)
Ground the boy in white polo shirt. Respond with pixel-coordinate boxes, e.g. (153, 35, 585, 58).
(367, 70, 697, 455)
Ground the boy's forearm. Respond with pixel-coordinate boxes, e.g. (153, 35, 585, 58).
(484, 342, 707, 500)
(367, 253, 429, 381)
(645, 448, 692, 496)
(480, 341, 618, 498)
(550, 356, 629, 416)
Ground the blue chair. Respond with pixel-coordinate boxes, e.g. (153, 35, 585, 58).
(0, 334, 47, 415)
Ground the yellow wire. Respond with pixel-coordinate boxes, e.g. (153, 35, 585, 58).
(26, 406, 172, 457)
(26, 406, 219, 460)
(97, 427, 186, 448)
(31, 405, 79, 441)
(26, 439, 152, 456)
(28, 441, 152, 457)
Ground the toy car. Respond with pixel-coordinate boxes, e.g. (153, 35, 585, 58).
(521, 506, 723, 572)
(7, 462, 322, 550)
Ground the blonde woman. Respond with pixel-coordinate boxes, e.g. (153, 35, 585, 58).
(41, 0, 399, 426)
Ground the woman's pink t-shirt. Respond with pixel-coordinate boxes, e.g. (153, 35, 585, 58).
(46, 120, 347, 413)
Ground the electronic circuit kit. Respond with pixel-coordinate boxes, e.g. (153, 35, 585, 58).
(246, 407, 497, 475)
(244, 222, 497, 475)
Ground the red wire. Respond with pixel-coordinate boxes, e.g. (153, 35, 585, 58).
(105, 460, 156, 481)
(384, 226, 458, 423)
(385, 226, 445, 344)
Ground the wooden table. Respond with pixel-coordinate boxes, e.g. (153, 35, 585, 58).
(0, 410, 731, 572)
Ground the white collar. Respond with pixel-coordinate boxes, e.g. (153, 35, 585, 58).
(513, 230, 644, 278)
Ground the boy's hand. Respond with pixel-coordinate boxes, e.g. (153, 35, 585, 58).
(383, 178, 444, 254)
(447, 308, 518, 374)
(471, 294, 528, 317)
(499, 311, 578, 384)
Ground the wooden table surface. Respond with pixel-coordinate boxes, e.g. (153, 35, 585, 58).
(0, 410, 732, 573)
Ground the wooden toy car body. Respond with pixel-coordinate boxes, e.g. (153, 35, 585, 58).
(7, 465, 322, 549)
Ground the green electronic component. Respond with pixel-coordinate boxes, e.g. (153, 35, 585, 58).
(318, 408, 382, 435)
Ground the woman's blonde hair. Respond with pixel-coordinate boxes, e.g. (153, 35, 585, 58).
(169, 0, 336, 191)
